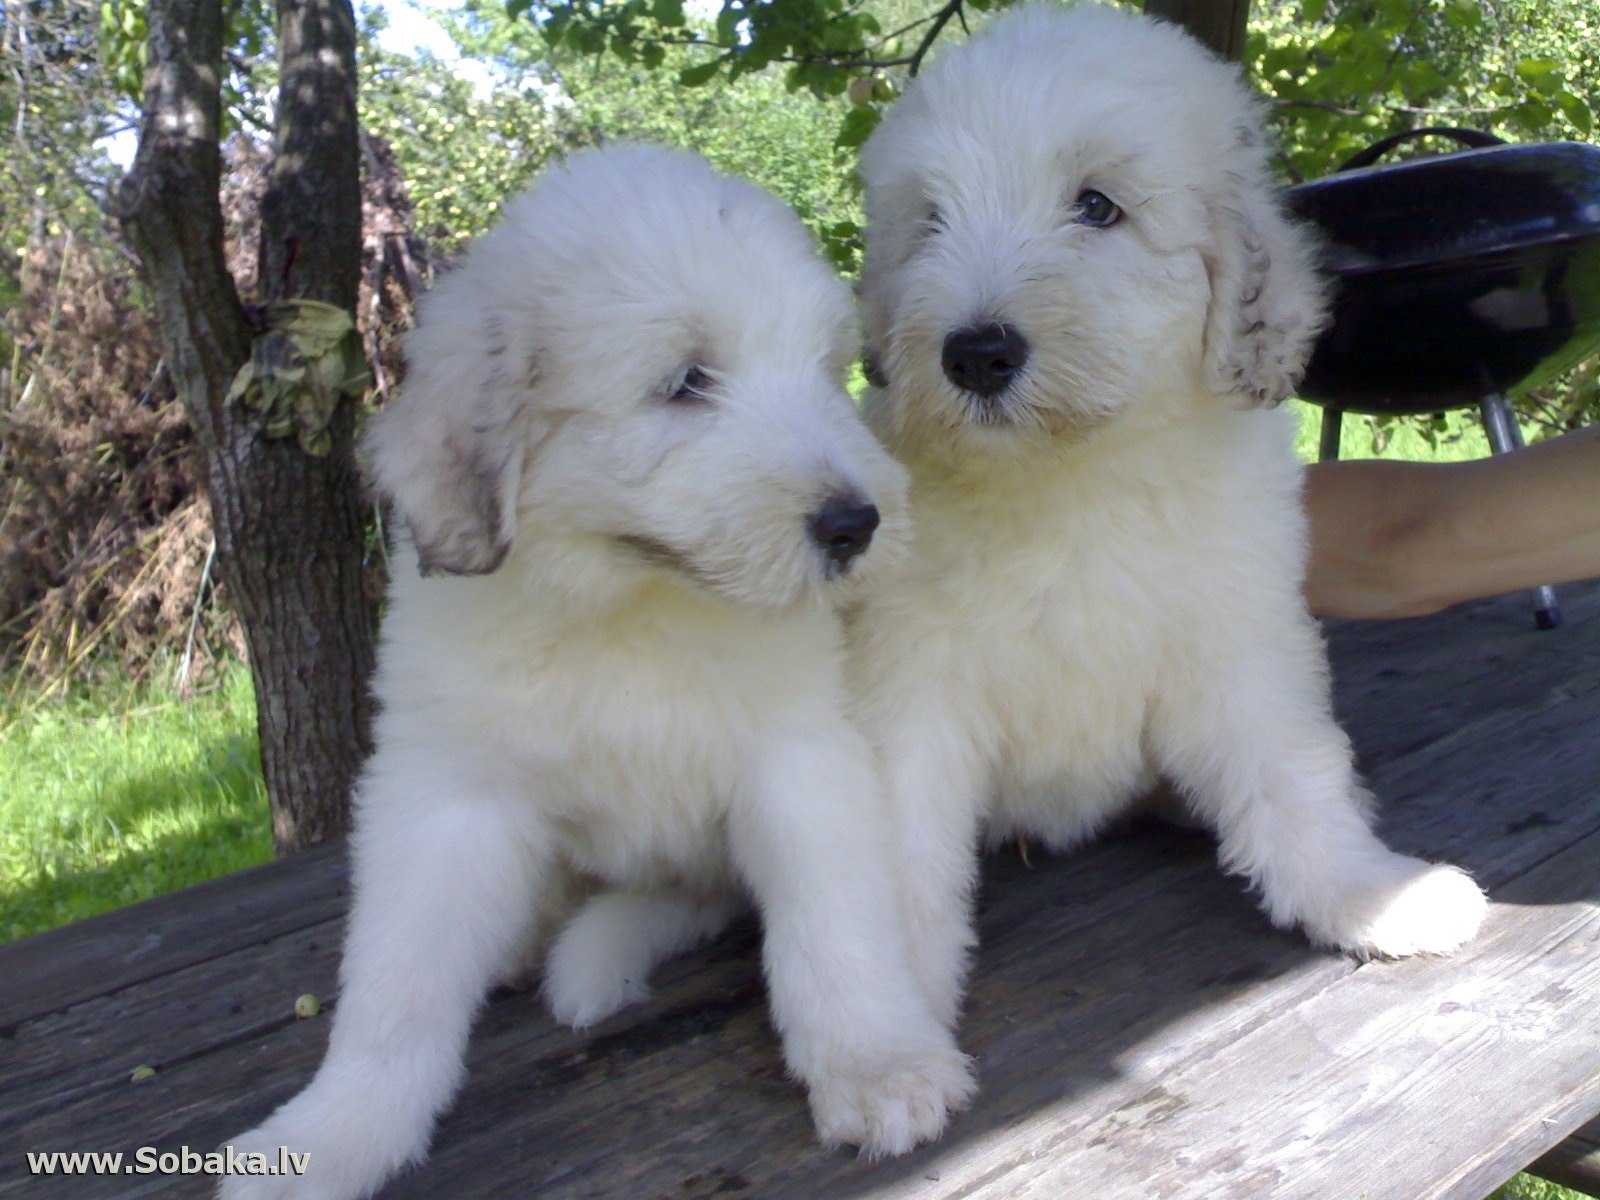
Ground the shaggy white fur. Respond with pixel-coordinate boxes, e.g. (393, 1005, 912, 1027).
(852, 3, 1488, 1031)
(218, 144, 971, 1200)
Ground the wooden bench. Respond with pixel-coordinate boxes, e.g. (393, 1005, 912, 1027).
(4, 584, 1599, 1199)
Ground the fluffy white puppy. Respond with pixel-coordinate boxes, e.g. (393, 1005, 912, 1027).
(220, 144, 971, 1200)
(852, 3, 1488, 1030)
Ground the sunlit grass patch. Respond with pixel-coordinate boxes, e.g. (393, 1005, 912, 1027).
(0, 662, 271, 942)
(1491, 1173, 1588, 1200)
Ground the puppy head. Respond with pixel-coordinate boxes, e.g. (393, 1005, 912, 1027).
(362, 144, 907, 608)
(858, 3, 1327, 447)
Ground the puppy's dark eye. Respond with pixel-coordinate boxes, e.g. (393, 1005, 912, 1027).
(1074, 189, 1122, 228)
(668, 366, 712, 404)
(923, 208, 946, 234)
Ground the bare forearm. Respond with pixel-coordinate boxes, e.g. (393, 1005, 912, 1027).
(1303, 427, 1600, 620)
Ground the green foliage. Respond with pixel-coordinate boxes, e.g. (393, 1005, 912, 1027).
(555, 50, 865, 267)
(98, 0, 147, 104)
(539, 0, 899, 100)
(365, 1, 865, 267)
(359, 20, 559, 256)
(0, 664, 271, 943)
(0, 0, 127, 263)
(1248, 0, 1600, 183)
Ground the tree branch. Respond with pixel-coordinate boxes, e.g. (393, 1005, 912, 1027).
(586, 0, 968, 77)
(907, 0, 963, 76)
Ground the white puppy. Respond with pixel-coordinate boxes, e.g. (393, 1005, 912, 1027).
(220, 144, 971, 1200)
(851, 3, 1488, 1030)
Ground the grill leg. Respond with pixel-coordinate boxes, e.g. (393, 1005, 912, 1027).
(1319, 407, 1343, 463)
(1479, 391, 1562, 630)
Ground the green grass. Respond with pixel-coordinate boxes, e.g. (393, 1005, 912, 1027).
(0, 662, 273, 943)
(1491, 1175, 1587, 1200)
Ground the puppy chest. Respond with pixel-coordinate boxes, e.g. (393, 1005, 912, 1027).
(554, 787, 735, 890)
(986, 622, 1157, 780)
(528, 676, 760, 887)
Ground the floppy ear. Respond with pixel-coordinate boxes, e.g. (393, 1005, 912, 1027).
(1201, 157, 1329, 408)
(361, 314, 539, 577)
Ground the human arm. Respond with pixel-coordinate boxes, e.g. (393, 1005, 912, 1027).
(1303, 426, 1600, 620)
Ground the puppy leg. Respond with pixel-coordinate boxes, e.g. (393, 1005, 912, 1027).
(1149, 624, 1486, 959)
(219, 774, 549, 1200)
(877, 707, 988, 1031)
(733, 728, 975, 1159)
(543, 889, 743, 1028)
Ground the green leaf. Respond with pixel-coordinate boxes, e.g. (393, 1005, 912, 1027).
(1261, 47, 1301, 78)
(834, 104, 882, 148)
(651, 0, 684, 24)
(507, 0, 538, 20)
(1507, 98, 1555, 131)
(678, 59, 721, 86)
(1516, 58, 1564, 96)
(542, 9, 571, 44)
(1557, 90, 1594, 133)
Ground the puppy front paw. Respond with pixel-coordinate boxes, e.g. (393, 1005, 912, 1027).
(543, 943, 652, 1029)
(215, 1120, 332, 1200)
(806, 1042, 976, 1159)
(1313, 860, 1488, 960)
(217, 1081, 424, 1200)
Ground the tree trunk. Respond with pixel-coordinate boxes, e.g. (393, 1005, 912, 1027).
(115, 0, 376, 854)
(1145, 0, 1252, 60)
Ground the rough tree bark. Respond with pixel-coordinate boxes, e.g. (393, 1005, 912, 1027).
(114, 0, 376, 854)
(1145, 0, 1252, 60)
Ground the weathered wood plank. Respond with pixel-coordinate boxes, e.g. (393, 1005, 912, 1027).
(1532, 1115, 1600, 1198)
(0, 839, 346, 1030)
(0, 916, 343, 1129)
(2, 586, 1597, 1200)
(1326, 582, 1600, 763)
(903, 828, 1600, 1200)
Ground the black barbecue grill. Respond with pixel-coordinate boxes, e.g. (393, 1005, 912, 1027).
(1283, 130, 1600, 629)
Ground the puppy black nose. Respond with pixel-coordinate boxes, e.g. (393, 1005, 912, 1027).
(808, 497, 880, 570)
(942, 323, 1029, 398)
